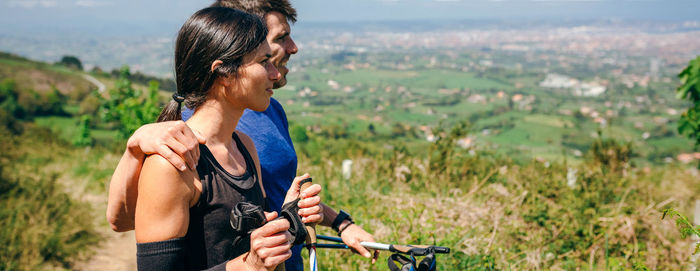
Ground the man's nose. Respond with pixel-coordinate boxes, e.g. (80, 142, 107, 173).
(286, 38, 298, 55)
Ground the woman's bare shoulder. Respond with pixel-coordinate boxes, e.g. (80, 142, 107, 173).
(135, 154, 199, 242)
(142, 154, 181, 179)
(140, 154, 199, 199)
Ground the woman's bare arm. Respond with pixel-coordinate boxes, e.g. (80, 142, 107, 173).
(106, 121, 205, 232)
(135, 153, 291, 271)
(134, 154, 197, 242)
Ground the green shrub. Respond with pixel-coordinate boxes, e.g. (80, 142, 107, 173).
(73, 115, 93, 147)
(98, 66, 161, 139)
(587, 131, 634, 174)
(78, 92, 100, 115)
(676, 55, 700, 168)
(289, 123, 309, 143)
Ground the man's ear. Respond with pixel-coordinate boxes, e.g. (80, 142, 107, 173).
(211, 60, 229, 86)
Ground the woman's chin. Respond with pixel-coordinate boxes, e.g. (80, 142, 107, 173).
(250, 99, 271, 112)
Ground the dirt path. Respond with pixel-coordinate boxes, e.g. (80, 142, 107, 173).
(82, 74, 106, 93)
(60, 152, 137, 271)
(73, 189, 137, 271)
(75, 230, 136, 271)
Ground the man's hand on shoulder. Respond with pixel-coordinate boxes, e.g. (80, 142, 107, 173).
(127, 120, 206, 171)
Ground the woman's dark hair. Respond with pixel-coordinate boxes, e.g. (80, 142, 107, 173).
(157, 7, 268, 122)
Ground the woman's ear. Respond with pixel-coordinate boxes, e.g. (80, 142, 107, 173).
(210, 60, 224, 73)
(211, 60, 230, 87)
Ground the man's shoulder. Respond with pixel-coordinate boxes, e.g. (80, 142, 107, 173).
(240, 98, 286, 122)
(267, 97, 286, 115)
(241, 98, 285, 119)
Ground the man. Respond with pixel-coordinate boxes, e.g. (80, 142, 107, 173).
(106, 1, 377, 270)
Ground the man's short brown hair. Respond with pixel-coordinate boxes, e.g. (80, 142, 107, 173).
(210, 0, 297, 23)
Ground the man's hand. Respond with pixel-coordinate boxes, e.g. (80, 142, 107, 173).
(127, 120, 205, 171)
(340, 223, 379, 264)
(283, 173, 323, 224)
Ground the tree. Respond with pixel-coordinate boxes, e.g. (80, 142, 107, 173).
(59, 55, 83, 70)
(428, 120, 470, 174)
(98, 66, 161, 140)
(72, 115, 93, 146)
(0, 80, 24, 120)
(676, 56, 700, 152)
(16, 88, 66, 117)
(44, 88, 67, 115)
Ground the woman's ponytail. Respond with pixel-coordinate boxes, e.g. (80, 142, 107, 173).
(156, 93, 184, 122)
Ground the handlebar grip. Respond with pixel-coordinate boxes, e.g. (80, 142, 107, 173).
(392, 245, 451, 256)
(299, 178, 313, 197)
(433, 246, 450, 254)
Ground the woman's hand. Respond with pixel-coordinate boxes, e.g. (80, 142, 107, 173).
(283, 173, 323, 224)
(244, 212, 293, 271)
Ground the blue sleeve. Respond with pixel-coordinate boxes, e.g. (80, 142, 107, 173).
(236, 98, 297, 214)
(236, 98, 302, 271)
(182, 107, 194, 121)
(274, 100, 290, 132)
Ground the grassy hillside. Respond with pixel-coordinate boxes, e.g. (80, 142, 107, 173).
(2, 51, 699, 270)
(0, 53, 144, 270)
(0, 123, 117, 270)
(0, 52, 93, 99)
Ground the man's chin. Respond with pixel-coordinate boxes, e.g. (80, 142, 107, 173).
(273, 77, 287, 89)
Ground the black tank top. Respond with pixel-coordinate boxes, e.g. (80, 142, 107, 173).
(185, 132, 265, 269)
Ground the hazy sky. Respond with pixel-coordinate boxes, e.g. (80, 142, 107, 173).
(296, 0, 700, 22)
(1, 0, 699, 35)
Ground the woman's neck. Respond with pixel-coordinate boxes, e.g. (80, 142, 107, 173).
(186, 98, 244, 146)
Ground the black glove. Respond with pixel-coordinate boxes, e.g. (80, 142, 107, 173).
(278, 199, 307, 246)
(229, 200, 308, 249)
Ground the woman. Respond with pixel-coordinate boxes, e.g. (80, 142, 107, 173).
(134, 7, 322, 271)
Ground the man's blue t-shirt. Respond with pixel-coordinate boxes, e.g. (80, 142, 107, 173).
(182, 98, 302, 271)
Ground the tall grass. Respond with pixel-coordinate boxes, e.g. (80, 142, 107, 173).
(295, 121, 699, 270)
(0, 126, 99, 270)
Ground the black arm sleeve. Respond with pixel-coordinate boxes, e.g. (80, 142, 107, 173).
(137, 238, 227, 271)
